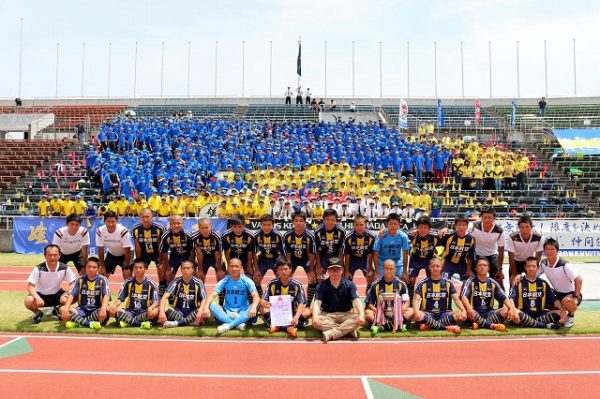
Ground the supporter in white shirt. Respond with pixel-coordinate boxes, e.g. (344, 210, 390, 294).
(96, 211, 132, 279)
(467, 207, 506, 288)
(379, 203, 391, 218)
(365, 202, 380, 221)
(25, 244, 77, 324)
(338, 203, 353, 220)
(52, 214, 89, 274)
(506, 215, 544, 283)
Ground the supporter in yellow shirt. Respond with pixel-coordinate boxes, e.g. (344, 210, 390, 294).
(60, 195, 76, 216)
(116, 195, 130, 216)
(130, 197, 147, 216)
(157, 197, 172, 217)
(106, 197, 119, 214)
(216, 201, 229, 218)
(147, 191, 161, 214)
(37, 195, 51, 217)
(73, 196, 87, 215)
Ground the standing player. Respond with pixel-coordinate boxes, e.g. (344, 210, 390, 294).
(438, 214, 476, 281)
(61, 257, 109, 330)
(109, 258, 159, 329)
(467, 208, 506, 288)
(158, 260, 207, 328)
(365, 259, 414, 336)
(131, 208, 165, 270)
(314, 208, 346, 282)
(222, 215, 257, 281)
(25, 244, 77, 324)
(508, 257, 566, 330)
(283, 211, 317, 305)
(373, 213, 410, 280)
(96, 211, 133, 279)
(404, 216, 438, 291)
(52, 214, 90, 275)
(538, 238, 583, 328)
(261, 257, 310, 338)
(413, 258, 466, 334)
(460, 258, 512, 331)
(253, 214, 285, 299)
(506, 215, 544, 283)
(194, 217, 225, 282)
(204, 258, 260, 334)
(343, 215, 376, 288)
(158, 215, 194, 297)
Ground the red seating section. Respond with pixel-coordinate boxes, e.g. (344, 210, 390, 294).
(0, 105, 127, 131)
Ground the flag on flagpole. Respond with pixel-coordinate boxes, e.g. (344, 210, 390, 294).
(297, 41, 302, 77)
(511, 98, 517, 127)
(437, 98, 444, 128)
(399, 99, 408, 129)
(475, 99, 481, 128)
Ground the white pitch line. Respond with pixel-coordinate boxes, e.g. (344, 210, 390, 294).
(361, 376, 374, 399)
(0, 368, 598, 380)
(1, 333, 599, 345)
(0, 336, 22, 350)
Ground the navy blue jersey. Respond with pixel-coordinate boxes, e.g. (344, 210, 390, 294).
(414, 277, 456, 313)
(365, 276, 409, 306)
(193, 231, 222, 267)
(117, 277, 159, 311)
(263, 278, 306, 312)
(71, 274, 110, 312)
(283, 230, 316, 266)
(159, 229, 194, 259)
(509, 277, 557, 312)
(254, 230, 285, 265)
(408, 231, 438, 265)
(222, 228, 256, 267)
(131, 222, 165, 257)
(166, 276, 206, 311)
(343, 231, 375, 265)
(461, 276, 507, 312)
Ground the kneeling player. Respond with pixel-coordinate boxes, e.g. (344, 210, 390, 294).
(413, 257, 466, 334)
(61, 257, 109, 330)
(460, 258, 512, 331)
(260, 256, 311, 338)
(204, 258, 260, 334)
(365, 259, 414, 336)
(159, 260, 208, 328)
(508, 257, 566, 330)
(109, 258, 159, 329)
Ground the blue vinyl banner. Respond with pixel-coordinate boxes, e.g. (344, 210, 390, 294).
(13, 217, 229, 255)
(437, 98, 444, 128)
(553, 129, 600, 155)
(511, 98, 517, 127)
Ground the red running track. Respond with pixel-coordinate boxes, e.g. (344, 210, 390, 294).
(0, 334, 599, 398)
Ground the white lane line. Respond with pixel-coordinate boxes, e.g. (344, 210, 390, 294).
(0, 369, 598, 379)
(0, 336, 23, 350)
(1, 333, 599, 345)
(361, 376, 374, 399)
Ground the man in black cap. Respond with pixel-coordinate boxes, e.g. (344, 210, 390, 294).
(312, 257, 365, 343)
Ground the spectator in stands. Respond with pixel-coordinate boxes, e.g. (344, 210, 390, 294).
(538, 97, 547, 117)
(310, 98, 318, 111)
(305, 88, 312, 106)
(295, 86, 303, 105)
(285, 87, 293, 105)
(37, 194, 50, 217)
(329, 99, 337, 111)
(349, 102, 357, 112)
(318, 98, 325, 111)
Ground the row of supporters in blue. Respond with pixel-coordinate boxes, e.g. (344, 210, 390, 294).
(87, 118, 451, 196)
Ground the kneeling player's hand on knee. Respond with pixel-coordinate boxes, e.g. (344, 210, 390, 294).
(34, 297, 45, 308)
(158, 312, 167, 324)
(355, 315, 365, 326)
(60, 308, 70, 322)
(98, 308, 107, 321)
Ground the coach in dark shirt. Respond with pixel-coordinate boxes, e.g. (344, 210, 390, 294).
(312, 258, 365, 343)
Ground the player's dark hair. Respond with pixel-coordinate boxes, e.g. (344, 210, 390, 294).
(454, 214, 468, 226)
(480, 207, 496, 218)
(292, 211, 307, 221)
(259, 214, 274, 223)
(543, 237, 560, 250)
(43, 244, 61, 256)
(323, 208, 338, 219)
(354, 215, 367, 223)
(475, 257, 490, 267)
(86, 256, 100, 267)
(416, 216, 432, 227)
(180, 260, 195, 269)
(386, 213, 402, 224)
(518, 215, 533, 227)
(229, 215, 245, 226)
(525, 256, 538, 265)
(66, 214, 82, 224)
(103, 210, 118, 220)
(275, 256, 292, 268)
(132, 257, 147, 267)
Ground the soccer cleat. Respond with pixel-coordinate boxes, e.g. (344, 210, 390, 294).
(564, 316, 575, 328)
(89, 321, 102, 330)
(419, 323, 431, 331)
(65, 321, 79, 329)
(491, 323, 506, 332)
(371, 325, 380, 337)
(119, 321, 129, 328)
(140, 321, 152, 330)
(546, 323, 561, 330)
(31, 310, 44, 324)
(46, 306, 60, 318)
(321, 331, 331, 343)
(349, 329, 359, 339)
(236, 323, 246, 331)
(446, 325, 462, 334)
(471, 322, 480, 330)
(217, 324, 230, 334)
(163, 321, 178, 328)
(268, 326, 280, 334)
(401, 324, 408, 332)
(286, 327, 298, 338)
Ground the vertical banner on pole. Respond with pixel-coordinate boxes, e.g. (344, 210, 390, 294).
(399, 99, 408, 129)
(511, 98, 517, 127)
(437, 98, 444, 128)
(475, 99, 481, 128)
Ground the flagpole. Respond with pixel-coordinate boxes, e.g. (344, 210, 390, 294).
(324, 40, 328, 100)
(160, 41, 165, 98)
(187, 41, 191, 98)
(269, 40, 272, 98)
(434, 41, 437, 99)
(460, 41, 464, 99)
(352, 40, 355, 99)
(133, 41, 138, 99)
(81, 42, 85, 98)
(214, 40, 218, 97)
(242, 40, 245, 97)
(18, 17, 23, 98)
(516, 40, 520, 99)
(544, 39, 548, 98)
(488, 40, 492, 103)
(107, 42, 112, 98)
(407, 41, 410, 98)
(573, 38, 577, 96)
(379, 41, 383, 98)
(55, 42, 59, 98)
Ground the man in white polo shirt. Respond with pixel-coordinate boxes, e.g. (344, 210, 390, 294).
(538, 238, 583, 328)
(96, 211, 132, 279)
(52, 214, 90, 275)
(467, 208, 506, 288)
(25, 244, 77, 324)
(506, 215, 544, 283)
